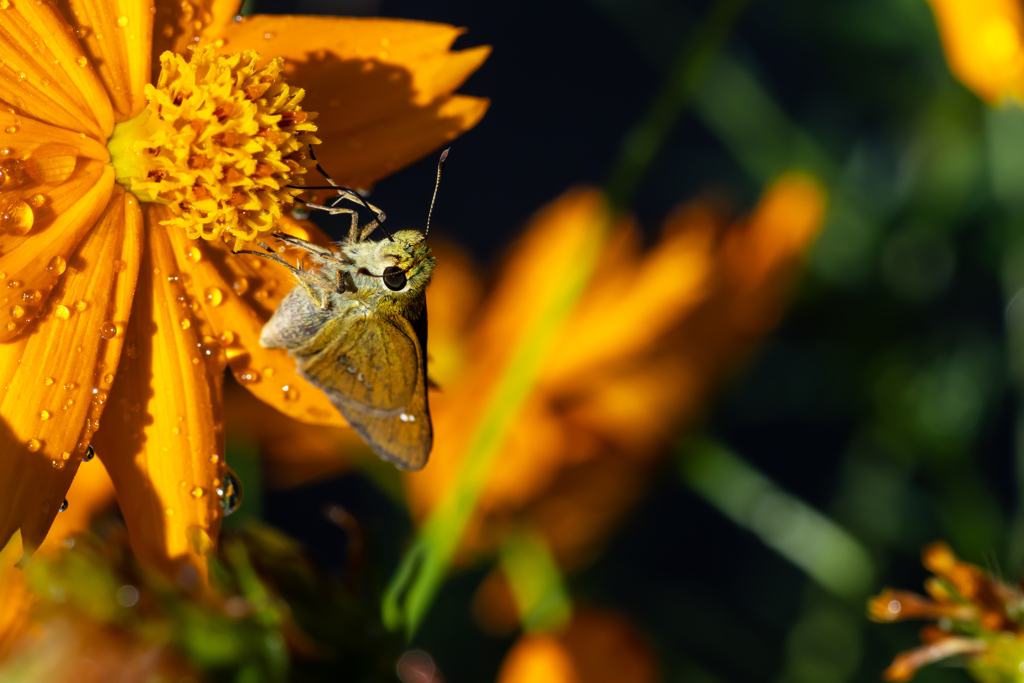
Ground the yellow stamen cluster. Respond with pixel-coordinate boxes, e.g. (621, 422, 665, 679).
(107, 45, 319, 247)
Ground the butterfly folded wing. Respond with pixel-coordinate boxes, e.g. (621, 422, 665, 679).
(297, 312, 433, 470)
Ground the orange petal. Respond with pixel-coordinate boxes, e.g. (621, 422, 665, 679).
(92, 214, 224, 578)
(215, 16, 490, 188)
(55, 0, 154, 122)
(0, 533, 31, 658)
(152, 0, 241, 63)
(0, 112, 109, 162)
(0, 159, 115, 342)
(0, 0, 114, 139)
(0, 187, 141, 555)
(169, 216, 348, 427)
(926, 0, 1024, 102)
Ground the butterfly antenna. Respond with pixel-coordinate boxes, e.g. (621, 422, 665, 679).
(300, 145, 395, 242)
(425, 148, 449, 237)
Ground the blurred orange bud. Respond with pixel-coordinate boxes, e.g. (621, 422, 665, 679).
(927, 0, 1024, 102)
(496, 609, 657, 683)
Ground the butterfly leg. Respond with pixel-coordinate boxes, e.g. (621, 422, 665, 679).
(236, 243, 326, 307)
(270, 231, 335, 258)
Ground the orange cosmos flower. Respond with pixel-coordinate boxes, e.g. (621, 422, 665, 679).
(0, 0, 489, 578)
(926, 0, 1024, 102)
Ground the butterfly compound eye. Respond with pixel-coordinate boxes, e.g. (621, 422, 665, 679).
(382, 266, 407, 291)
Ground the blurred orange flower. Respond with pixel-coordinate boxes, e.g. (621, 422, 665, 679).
(250, 173, 825, 620)
(495, 608, 658, 683)
(0, 0, 487, 579)
(927, 0, 1024, 102)
(869, 541, 1024, 682)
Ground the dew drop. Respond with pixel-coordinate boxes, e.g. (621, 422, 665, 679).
(10, 305, 24, 319)
(191, 486, 205, 498)
(83, 444, 95, 461)
(76, 56, 88, 67)
(210, 453, 220, 464)
(21, 290, 39, 304)
(165, 507, 174, 516)
(39, 410, 50, 420)
(91, 390, 107, 406)
(55, 304, 70, 320)
(236, 369, 260, 384)
(75, 26, 89, 38)
(25, 155, 76, 184)
(217, 469, 242, 516)
(64, 382, 77, 391)
(58, 499, 68, 512)
(204, 286, 223, 307)
(4, 125, 16, 134)
(263, 31, 275, 40)
(44, 376, 54, 386)
(231, 277, 249, 295)
(46, 255, 66, 275)
(61, 451, 70, 460)
(282, 385, 298, 401)
(180, 318, 191, 330)
(26, 438, 41, 452)
(52, 460, 64, 469)
(29, 194, 45, 208)
(75, 300, 87, 312)
(219, 330, 236, 346)
(99, 321, 117, 339)
(103, 373, 114, 384)
(0, 198, 33, 235)
(7, 280, 19, 289)
(116, 15, 128, 26)
(0, 0, 10, 9)
(187, 246, 201, 263)
(113, 259, 126, 273)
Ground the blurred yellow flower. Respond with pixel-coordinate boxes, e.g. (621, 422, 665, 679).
(927, 0, 1024, 102)
(0, 0, 488, 578)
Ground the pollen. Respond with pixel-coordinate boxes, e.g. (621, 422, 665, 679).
(106, 45, 319, 247)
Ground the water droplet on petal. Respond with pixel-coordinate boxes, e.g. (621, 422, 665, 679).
(191, 486, 204, 498)
(231, 277, 249, 295)
(204, 286, 223, 307)
(55, 305, 70, 319)
(83, 444, 95, 461)
(116, 15, 128, 26)
(21, 290, 38, 304)
(61, 451, 70, 460)
(76, 300, 87, 312)
(236, 369, 260, 384)
(91, 390, 107, 406)
(46, 256, 66, 275)
(100, 322, 117, 339)
(76, 56, 88, 67)
(44, 377, 54, 386)
(27, 438, 41, 452)
(10, 305, 24, 319)
(282, 385, 297, 401)
(217, 469, 242, 516)
(219, 330, 236, 346)
(0, 198, 33, 235)
(24, 155, 76, 185)
(186, 246, 202, 263)
(39, 410, 49, 420)
(58, 499, 68, 512)
(75, 26, 89, 38)
(180, 318, 191, 330)
(0, 1, 10, 10)
(210, 453, 220, 463)
(29, 194, 45, 208)
(113, 260, 126, 273)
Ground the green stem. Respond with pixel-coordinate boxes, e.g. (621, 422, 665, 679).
(605, 0, 749, 211)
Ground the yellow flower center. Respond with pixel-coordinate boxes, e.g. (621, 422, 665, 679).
(107, 45, 319, 247)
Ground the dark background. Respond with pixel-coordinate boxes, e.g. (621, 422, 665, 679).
(241, 0, 1024, 681)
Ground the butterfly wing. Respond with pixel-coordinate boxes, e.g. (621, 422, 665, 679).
(295, 306, 432, 470)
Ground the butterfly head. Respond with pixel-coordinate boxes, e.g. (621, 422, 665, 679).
(347, 229, 435, 302)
